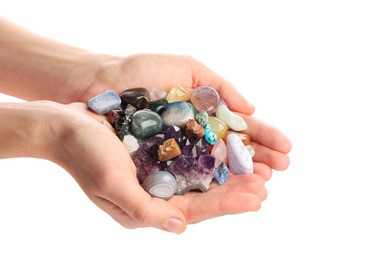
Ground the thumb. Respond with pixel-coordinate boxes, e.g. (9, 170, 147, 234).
(112, 182, 187, 234)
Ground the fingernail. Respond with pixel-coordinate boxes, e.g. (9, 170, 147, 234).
(163, 218, 183, 234)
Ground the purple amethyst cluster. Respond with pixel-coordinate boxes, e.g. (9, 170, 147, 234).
(132, 125, 215, 195)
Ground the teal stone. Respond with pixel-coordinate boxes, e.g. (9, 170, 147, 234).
(161, 102, 194, 127)
(130, 110, 163, 139)
(195, 111, 208, 127)
(204, 123, 218, 145)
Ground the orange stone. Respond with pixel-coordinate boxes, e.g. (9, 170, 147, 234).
(158, 138, 182, 161)
(224, 131, 251, 146)
(185, 119, 205, 138)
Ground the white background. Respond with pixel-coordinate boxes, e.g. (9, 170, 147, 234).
(1, 0, 390, 259)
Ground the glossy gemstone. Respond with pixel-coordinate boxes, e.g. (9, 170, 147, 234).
(211, 139, 228, 168)
(87, 90, 121, 115)
(227, 134, 253, 174)
(142, 171, 177, 200)
(224, 131, 251, 146)
(130, 110, 163, 139)
(167, 84, 190, 103)
(246, 145, 255, 158)
(208, 116, 228, 139)
(149, 98, 168, 114)
(190, 86, 220, 114)
(120, 88, 150, 109)
(158, 138, 182, 161)
(161, 102, 194, 127)
(216, 104, 248, 131)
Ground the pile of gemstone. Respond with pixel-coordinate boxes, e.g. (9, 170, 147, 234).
(87, 85, 255, 200)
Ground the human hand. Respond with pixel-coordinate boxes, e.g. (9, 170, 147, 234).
(26, 101, 268, 233)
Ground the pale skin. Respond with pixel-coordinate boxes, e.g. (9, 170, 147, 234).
(0, 17, 291, 233)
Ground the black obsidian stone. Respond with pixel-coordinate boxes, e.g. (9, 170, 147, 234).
(120, 88, 150, 109)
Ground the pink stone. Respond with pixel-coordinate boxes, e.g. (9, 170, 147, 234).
(190, 86, 220, 114)
(211, 139, 228, 168)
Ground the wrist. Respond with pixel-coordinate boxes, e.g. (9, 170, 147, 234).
(0, 101, 63, 160)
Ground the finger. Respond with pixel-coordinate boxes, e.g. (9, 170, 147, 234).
(251, 142, 290, 171)
(239, 113, 292, 154)
(253, 162, 273, 181)
(170, 192, 262, 224)
(186, 56, 255, 115)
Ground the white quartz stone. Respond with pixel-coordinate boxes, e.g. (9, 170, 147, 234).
(216, 104, 248, 131)
(227, 134, 253, 174)
(122, 135, 139, 154)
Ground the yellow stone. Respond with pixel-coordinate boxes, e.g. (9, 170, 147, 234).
(208, 116, 228, 139)
(166, 84, 190, 103)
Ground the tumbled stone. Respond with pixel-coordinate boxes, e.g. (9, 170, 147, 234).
(87, 90, 121, 115)
(122, 134, 139, 154)
(224, 131, 251, 146)
(130, 110, 163, 139)
(185, 119, 205, 138)
(246, 145, 255, 158)
(120, 88, 150, 109)
(216, 104, 248, 131)
(149, 98, 168, 114)
(214, 162, 229, 185)
(166, 84, 190, 103)
(203, 123, 218, 145)
(194, 111, 209, 127)
(158, 138, 182, 161)
(208, 116, 228, 139)
(142, 171, 177, 200)
(147, 88, 167, 102)
(211, 139, 228, 168)
(161, 102, 194, 127)
(190, 86, 220, 114)
(227, 134, 253, 174)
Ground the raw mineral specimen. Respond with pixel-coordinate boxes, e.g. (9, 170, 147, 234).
(211, 139, 228, 168)
(185, 119, 205, 138)
(158, 138, 182, 161)
(122, 134, 139, 154)
(87, 90, 121, 115)
(214, 162, 229, 185)
(203, 123, 218, 145)
(194, 111, 208, 127)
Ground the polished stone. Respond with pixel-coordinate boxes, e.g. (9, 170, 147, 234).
(167, 84, 190, 103)
(190, 86, 220, 114)
(161, 102, 194, 127)
(142, 171, 177, 200)
(124, 104, 137, 117)
(87, 90, 121, 115)
(158, 138, 182, 161)
(224, 131, 251, 146)
(203, 123, 218, 145)
(211, 139, 228, 168)
(120, 88, 150, 109)
(246, 145, 255, 158)
(208, 116, 228, 139)
(216, 104, 248, 131)
(130, 110, 163, 139)
(227, 133, 253, 174)
(149, 98, 168, 114)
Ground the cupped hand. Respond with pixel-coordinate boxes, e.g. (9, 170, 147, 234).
(43, 101, 268, 233)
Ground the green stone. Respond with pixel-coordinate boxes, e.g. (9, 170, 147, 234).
(195, 111, 209, 127)
(216, 104, 247, 131)
(131, 110, 163, 139)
